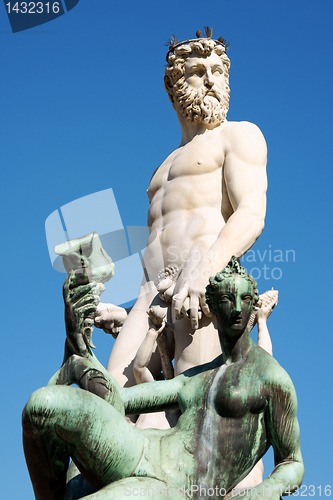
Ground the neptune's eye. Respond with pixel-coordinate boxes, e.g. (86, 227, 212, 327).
(189, 67, 205, 78)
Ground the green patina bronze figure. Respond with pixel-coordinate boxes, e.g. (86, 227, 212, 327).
(22, 257, 303, 499)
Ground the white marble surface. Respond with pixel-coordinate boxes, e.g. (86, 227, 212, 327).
(100, 39, 267, 389)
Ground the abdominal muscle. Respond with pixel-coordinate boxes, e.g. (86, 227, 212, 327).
(145, 180, 225, 277)
(144, 209, 225, 278)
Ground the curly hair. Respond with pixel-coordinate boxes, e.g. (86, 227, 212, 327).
(205, 257, 259, 314)
(164, 38, 230, 106)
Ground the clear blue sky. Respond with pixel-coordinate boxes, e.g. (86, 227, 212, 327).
(1, 1, 332, 497)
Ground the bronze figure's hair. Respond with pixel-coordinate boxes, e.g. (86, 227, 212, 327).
(206, 256, 259, 314)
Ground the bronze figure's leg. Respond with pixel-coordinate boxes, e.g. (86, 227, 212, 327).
(22, 385, 145, 500)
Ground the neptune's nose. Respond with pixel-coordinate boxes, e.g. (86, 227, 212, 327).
(204, 69, 214, 88)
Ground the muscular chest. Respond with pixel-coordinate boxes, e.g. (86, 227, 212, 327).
(168, 135, 225, 180)
(148, 132, 225, 200)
